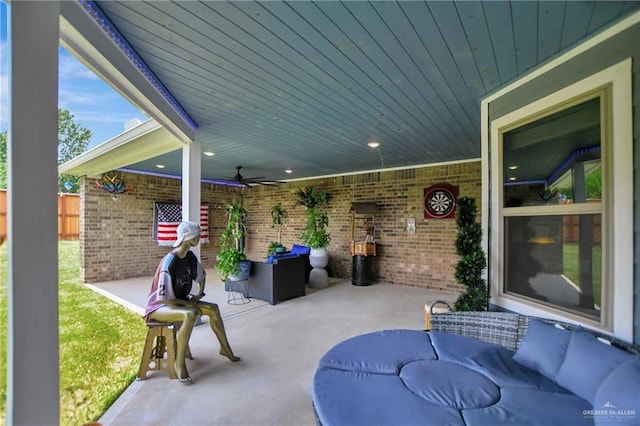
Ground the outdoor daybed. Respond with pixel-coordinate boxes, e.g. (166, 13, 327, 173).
(312, 311, 640, 426)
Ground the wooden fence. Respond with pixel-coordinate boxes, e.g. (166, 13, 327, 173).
(0, 190, 80, 242)
(563, 214, 601, 244)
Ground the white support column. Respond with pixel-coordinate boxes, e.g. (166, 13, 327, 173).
(182, 141, 202, 258)
(7, 2, 60, 424)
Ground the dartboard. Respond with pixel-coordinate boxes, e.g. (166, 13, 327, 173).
(423, 184, 458, 219)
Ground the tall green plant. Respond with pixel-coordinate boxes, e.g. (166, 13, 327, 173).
(296, 187, 331, 249)
(216, 197, 248, 281)
(270, 202, 288, 244)
(453, 196, 488, 311)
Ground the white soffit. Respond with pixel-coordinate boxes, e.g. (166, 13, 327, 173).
(58, 118, 182, 177)
(59, 0, 195, 144)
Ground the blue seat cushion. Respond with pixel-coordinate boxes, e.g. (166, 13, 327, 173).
(290, 244, 310, 255)
(593, 357, 640, 426)
(313, 366, 464, 426)
(429, 332, 568, 392)
(555, 330, 635, 404)
(400, 360, 500, 409)
(318, 329, 436, 374)
(513, 320, 572, 380)
(462, 387, 592, 426)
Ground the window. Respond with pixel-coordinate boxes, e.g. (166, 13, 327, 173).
(486, 59, 633, 338)
(502, 97, 603, 322)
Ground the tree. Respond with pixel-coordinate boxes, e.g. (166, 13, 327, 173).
(296, 186, 332, 249)
(0, 109, 91, 192)
(216, 197, 249, 282)
(57, 109, 92, 193)
(454, 196, 489, 311)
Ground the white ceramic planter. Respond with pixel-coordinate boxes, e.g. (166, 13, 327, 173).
(309, 247, 329, 288)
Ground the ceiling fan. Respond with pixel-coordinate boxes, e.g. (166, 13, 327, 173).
(221, 166, 283, 187)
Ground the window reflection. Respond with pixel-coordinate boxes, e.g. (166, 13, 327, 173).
(505, 215, 601, 320)
(503, 98, 601, 207)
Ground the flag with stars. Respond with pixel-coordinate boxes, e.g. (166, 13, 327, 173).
(153, 202, 210, 246)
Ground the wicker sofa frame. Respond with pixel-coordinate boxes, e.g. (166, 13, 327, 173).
(429, 310, 640, 355)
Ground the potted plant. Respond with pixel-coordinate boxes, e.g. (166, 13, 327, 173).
(300, 209, 330, 249)
(453, 196, 488, 311)
(268, 203, 289, 255)
(266, 241, 286, 257)
(296, 186, 331, 288)
(216, 197, 250, 283)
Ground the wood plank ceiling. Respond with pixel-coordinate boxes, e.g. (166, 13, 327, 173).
(86, 1, 638, 184)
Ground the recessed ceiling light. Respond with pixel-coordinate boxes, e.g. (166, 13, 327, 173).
(508, 165, 518, 170)
(368, 141, 380, 148)
(284, 168, 293, 174)
(203, 151, 215, 157)
(156, 164, 166, 169)
(509, 177, 516, 181)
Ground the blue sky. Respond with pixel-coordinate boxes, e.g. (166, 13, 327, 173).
(0, 1, 148, 149)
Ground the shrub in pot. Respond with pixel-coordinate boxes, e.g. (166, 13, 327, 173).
(267, 203, 289, 257)
(216, 197, 250, 282)
(270, 202, 288, 244)
(296, 186, 331, 250)
(296, 186, 331, 288)
(266, 241, 286, 257)
(453, 196, 488, 311)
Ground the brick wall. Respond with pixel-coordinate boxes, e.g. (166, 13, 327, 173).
(80, 174, 238, 282)
(80, 160, 481, 294)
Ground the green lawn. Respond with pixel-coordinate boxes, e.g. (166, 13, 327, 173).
(0, 241, 147, 426)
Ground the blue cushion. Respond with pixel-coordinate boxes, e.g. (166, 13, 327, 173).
(555, 330, 634, 404)
(266, 253, 297, 264)
(400, 360, 500, 409)
(313, 366, 465, 426)
(462, 387, 592, 426)
(513, 320, 572, 380)
(290, 244, 310, 255)
(429, 332, 567, 392)
(318, 329, 436, 374)
(593, 357, 640, 426)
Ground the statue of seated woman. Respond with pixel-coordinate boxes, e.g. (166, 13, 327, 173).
(143, 221, 240, 383)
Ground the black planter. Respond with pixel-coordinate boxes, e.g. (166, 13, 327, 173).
(352, 255, 373, 286)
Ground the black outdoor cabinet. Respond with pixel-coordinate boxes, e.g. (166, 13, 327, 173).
(248, 256, 306, 304)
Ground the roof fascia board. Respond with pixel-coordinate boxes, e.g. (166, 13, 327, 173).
(59, 0, 195, 144)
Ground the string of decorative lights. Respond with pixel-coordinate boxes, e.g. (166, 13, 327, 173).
(79, 0, 198, 130)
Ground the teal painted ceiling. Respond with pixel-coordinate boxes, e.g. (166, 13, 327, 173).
(65, 1, 639, 185)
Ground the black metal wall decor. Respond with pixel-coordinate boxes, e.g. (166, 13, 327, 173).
(423, 183, 459, 219)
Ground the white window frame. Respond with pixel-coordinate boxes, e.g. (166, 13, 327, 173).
(484, 59, 632, 341)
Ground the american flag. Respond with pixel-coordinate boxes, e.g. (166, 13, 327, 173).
(153, 202, 210, 246)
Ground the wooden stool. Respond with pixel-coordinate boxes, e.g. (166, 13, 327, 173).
(137, 321, 192, 380)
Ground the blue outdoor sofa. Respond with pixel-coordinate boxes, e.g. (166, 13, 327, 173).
(312, 311, 640, 426)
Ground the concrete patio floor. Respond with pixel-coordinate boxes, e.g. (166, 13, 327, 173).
(90, 273, 457, 425)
